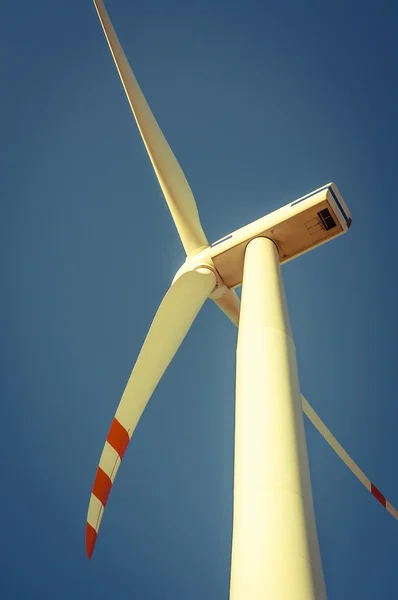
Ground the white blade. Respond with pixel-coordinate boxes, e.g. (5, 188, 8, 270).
(213, 288, 241, 327)
(86, 268, 216, 558)
(92, 0, 209, 255)
(302, 395, 398, 519)
(221, 296, 396, 518)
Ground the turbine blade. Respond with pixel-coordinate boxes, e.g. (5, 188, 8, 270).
(86, 268, 216, 558)
(212, 288, 240, 327)
(302, 395, 398, 519)
(222, 302, 396, 517)
(92, 0, 209, 255)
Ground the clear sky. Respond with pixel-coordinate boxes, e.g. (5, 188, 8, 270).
(2, 0, 398, 598)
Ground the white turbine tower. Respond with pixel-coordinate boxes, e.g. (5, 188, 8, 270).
(86, 1, 397, 597)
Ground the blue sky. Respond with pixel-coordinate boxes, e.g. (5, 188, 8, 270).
(2, 0, 398, 598)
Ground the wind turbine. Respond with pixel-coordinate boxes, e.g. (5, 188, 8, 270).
(86, 1, 397, 597)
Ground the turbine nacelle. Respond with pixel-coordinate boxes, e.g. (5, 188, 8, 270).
(210, 183, 352, 288)
(208, 182, 351, 289)
(176, 182, 351, 294)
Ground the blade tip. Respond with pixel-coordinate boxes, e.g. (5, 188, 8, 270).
(86, 522, 98, 559)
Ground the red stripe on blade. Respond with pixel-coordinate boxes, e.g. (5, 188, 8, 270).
(371, 483, 386, 507)
(107, 418, 129, 459)
(86, 522, 98, 559)
(92, 467, 112, 507)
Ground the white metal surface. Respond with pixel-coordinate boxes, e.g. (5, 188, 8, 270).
(230, 237, 326, 599)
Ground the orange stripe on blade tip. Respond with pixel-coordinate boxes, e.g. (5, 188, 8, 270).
(371, 483, 386, 507)
(92, 467, 112, 507)
(107, 418, 129, 459)
(86, 522, 97, 559)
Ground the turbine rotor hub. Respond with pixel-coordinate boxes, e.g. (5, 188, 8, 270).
(172, 250, 229, 299)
